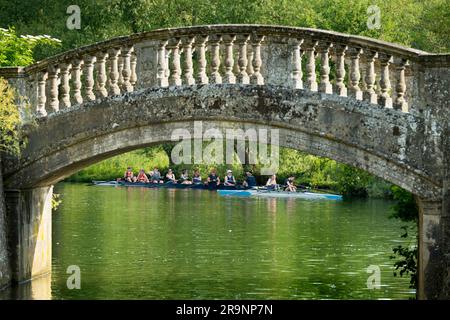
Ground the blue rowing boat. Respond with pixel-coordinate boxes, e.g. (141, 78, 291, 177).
(217, 189, 343, 200)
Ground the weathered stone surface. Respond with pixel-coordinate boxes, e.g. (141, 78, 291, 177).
(4, 186, 52, 284)
(0, 158, 11, 289)
(1, 85, 445, 200)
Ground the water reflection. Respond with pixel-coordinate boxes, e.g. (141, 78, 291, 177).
(0, 273, 51, 300)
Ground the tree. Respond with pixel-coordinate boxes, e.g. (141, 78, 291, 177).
(0, 78, 20, 154)
(0, 27, 60, 67)
(0, 27, 60, 156)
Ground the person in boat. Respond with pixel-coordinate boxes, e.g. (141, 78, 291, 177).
(192, 170, 202, 184)
(284, 175, 297, 192)
(265, 174, 278, 190)
(242, 171, 257, 188)
(123, 167, 134, 182)
(179, 169, 192, 184)
(137, 168, 150, 183)
(166, 168, 177, 184)
(224, 169, 236, 186)
(207, 169, 220, 186)
(151, 167, 162, 183)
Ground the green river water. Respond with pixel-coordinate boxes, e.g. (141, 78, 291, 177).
(1, 183, 416, 299)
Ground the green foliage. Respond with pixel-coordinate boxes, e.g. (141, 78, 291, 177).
(0, 77, 20, 154)
(66, 148, 170, 182)
(52, 193, 62, 210)
(389, 185, 419, 290)
(0, 0, 448, 62)
(0, 27, 60, 67)
(390, 185, 419, 222)
(0, 28, 59, 155)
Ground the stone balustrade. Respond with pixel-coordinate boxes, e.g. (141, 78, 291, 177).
(0, 25, 444, 118)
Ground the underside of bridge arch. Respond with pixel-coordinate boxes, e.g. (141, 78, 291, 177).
(1, 84, 448, 298)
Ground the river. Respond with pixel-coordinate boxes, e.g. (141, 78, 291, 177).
(1, 183, 416, 299)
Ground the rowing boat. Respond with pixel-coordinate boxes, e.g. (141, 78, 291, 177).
(92, 181, 343, 200)
(217, 189, 343, 200)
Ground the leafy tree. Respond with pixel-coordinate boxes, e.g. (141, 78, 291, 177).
(389, 185, 419, 290)
(0, 28, 60, 157)
(0, 78, 20, 154)
(0, 27, 60, 67)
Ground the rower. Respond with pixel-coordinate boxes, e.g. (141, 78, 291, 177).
(151, 167, 162, 183)
(166, 168, 177, 184)
(137, 169, 149, 183)
(224, 169, 236, 186)
(192, 170, 202, 184)
(242, 171, 257, 188)
(284, 175, 297, 192)
(124, 167, 134, 182)
(265, 174, 278, 190)
(207, 169, 220, 186)
(179, 169, 192, 184)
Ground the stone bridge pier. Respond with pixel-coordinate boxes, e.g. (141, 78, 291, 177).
(0, 24, 448, 299)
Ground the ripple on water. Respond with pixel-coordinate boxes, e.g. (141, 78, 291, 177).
(10, 184, 416, 300)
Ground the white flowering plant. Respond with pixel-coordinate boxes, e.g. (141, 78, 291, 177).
(0, 27, 61, 67)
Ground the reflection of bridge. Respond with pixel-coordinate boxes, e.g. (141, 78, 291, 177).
(0, 25, 448, 299)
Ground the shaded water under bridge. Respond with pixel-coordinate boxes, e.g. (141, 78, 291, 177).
(0, 25, 448, 299)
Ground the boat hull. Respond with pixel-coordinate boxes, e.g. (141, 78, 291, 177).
(217, 189, 343, 200)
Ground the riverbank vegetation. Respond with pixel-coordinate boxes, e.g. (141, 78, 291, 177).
(66, 146, 393, 198)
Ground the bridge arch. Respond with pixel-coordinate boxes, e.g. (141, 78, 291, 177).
(1, 85, 443, 200)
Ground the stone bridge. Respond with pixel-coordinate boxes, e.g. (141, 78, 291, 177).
(0, 25, 448, 299)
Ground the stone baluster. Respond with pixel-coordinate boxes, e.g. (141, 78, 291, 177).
(333, 44, 347, 96)
(168, 38, 182, 86)
(196, 35, 209, 84)
(236, 34, 250, 84)
(223, 34, 236, 84)
(95, 51, 108, 98)
(71, 59, 83, 105)
(165, 48, 171, 82)
(209, 35, 222, 84)
(250, 34, 264, 85)
(394, 58, 409, 112)
(59, 63, 72, 109)
(157, 40, 169, 87)
(318, 42, 332, 94)
(303, 39, 318, 91)
(118, 56, 124, 86)
(36, 71, 48, 116)
(47, 65, 60, 112)
(348, 47, 363, 100)
(107, 48, 121, 95)
(130, 50, 137, 87)
(106, 58, 112, 90)
(120, 46, 133, 92)
(182, 36, 195, 85)
(378, 53, 393, 108)
(246, 45, 254, 77)
(83, 55, 96, 101)
(289, 38, 303, 89)
(363, 50, 378, 104)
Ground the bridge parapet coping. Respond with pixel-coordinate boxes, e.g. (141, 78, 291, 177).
(1, 24, 448, 120)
